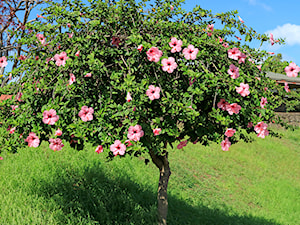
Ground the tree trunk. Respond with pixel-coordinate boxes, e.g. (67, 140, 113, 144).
(149, 149, 171, 225)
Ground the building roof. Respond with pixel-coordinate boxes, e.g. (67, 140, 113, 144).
(0, 94, 13, 102)
(266, 72, 300, 85)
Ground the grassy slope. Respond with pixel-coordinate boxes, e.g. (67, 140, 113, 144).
(0, 128, 299, 225)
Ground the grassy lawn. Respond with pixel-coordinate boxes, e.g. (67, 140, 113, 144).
(0, 127, 299, 225)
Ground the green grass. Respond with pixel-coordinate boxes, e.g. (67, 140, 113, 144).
(0, 128, 299, 225)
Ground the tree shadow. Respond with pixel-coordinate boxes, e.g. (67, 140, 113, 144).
(32, 161, 281, 225)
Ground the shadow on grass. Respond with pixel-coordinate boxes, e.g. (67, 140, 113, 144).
(31, 161, 280, 225)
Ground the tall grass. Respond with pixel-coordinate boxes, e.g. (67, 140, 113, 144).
(0, 127, 299, 225)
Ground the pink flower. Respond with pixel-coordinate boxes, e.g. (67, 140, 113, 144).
(54, 52, 69, 67)
(225, 128, 236, 137)
(125, 140, 133, 147)
(37, 14, 46, 19)
(177, 140, 187, 149)
(254, 122, 269, 138)
(268, 52, 274, 55)
(25, 132, 40, 147)
(169, 37, 182, 53)
(128, 125, 144, 142)
(55, 129, 62, 136)
(238, 16, 244, 23)
(226, 103, 241, 115)
(49, 138, 64, 151)
(257, 65, 262, 71)
(235, 36, 242, 41)
(69, 73, 76, 85)
(147, 47, 163, 63)
(170, 5, 174, 11)
(67, 23, 71, 28)
(95, 145, 103, 154)
(153, 128, 162, 136)
(75, 50, 80, 57)
(285, 62, 300, 77)
(0, 56, 8, 68)
(161, 57, 177, 73)
(46, 57, 54, 64)
(67, 32, 74, 38)
(217, 37, 223, 43)
(137, 44, 143, 52)
(84, 72, 92, 77)
(284, 82, 290, 92)
(183, 45, 199, 60)
(228, 48, 241, 61)
(236, 83, 250, 97)
(126, 92, 132, 102)
(36, 33, 46, 45)
(11, 105, 18, 111)
(270, 33, 274, 46)
(238, 53, 246, 64)
(207, 24, 214, 32)
(110, 140, 126, 156)
(18, 55, 26, 61)
(221, 138, 231, 151)
(146, 85, 160, 100)
(222, 43, 229, 48)
(78, 106, 94, 122)
(9, 127, 16, 134)
(43, 109, 59, 125)
(260, 97, 267, 109)
(217, 98, 229, 111)
(228, 64, 240, 79)
(0, 157, 3, 160)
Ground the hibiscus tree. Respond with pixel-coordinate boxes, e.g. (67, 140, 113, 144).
(1, 0, 298, 224)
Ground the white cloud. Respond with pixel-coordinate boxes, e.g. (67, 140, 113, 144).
(266, 24, 300, 46)
(247, 0, 272, 11)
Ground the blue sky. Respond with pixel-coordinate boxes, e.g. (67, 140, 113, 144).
(182, 0, 300, 66)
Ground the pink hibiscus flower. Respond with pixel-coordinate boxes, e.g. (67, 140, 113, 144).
(54, 52, 69, 67)
(260, 97, 267, 109)
(36, 33, 46, 45)
(225, 128, 236, 137)
(238, 53, 246, 64)
(146, 85, 160, 100)
(9, 127, 16, 134)
(247, 122, 253, 128)
(221, 138, 231, 151)
(11, 105, 18, 111)
(169, 37, 182, 53)
(217, 37, 223, 43)
(127, 125, 144, 142)
(25, 132, 40, 147)
(228, 48, 241, 61)
(183, 45, 199, 60)
(84, 72, 92, 77)
(284, 82, 290, 92)
(236, 83, 250, 97)
(257, 65, 262, 71)
(18, 55, 26, 61)
(137, 44, 143, 52)
(126, 92, 132, 102)
(55, 129, 62, 136)
(170, 5, 174, 11)
(285, 62, 300, 77)
(207, 24, 214, 32)
(78, 106, 94, 122)
(67, 23, 71, 28)
(161, 57, 178, 73)
(226, 103, 241, 115)
(69, 73, 76, 85)
(254, 122, 269, 138)
(49, 138, 64, 151)
(270, 33, 274, 46)
(222, 43, 229, 48)
(67, 32, 74, 38)
(16, 92, 23, 102)
(235, 36, 242, 41)
(177, 140, 187, 149)
(146, 47, 163, 63)
(0, 156, 3, 160)
(125, 140, 133, 147)
(217, 98, 229, 111)
(153, 128, 162, 136)
(43, 109, 59, 125)
(75, 50, 80, 57)
(0, 56, 8, 68)
(228, 64, 240, 79)
(95, 145, 103, 154)
(238, 16, 244, 23)
(110, 140, 126, 156)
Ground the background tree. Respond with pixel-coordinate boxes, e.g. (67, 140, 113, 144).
(262, 53, 289, 74)
(0, 0, 45, 87)
(1, 0, 298, 224)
